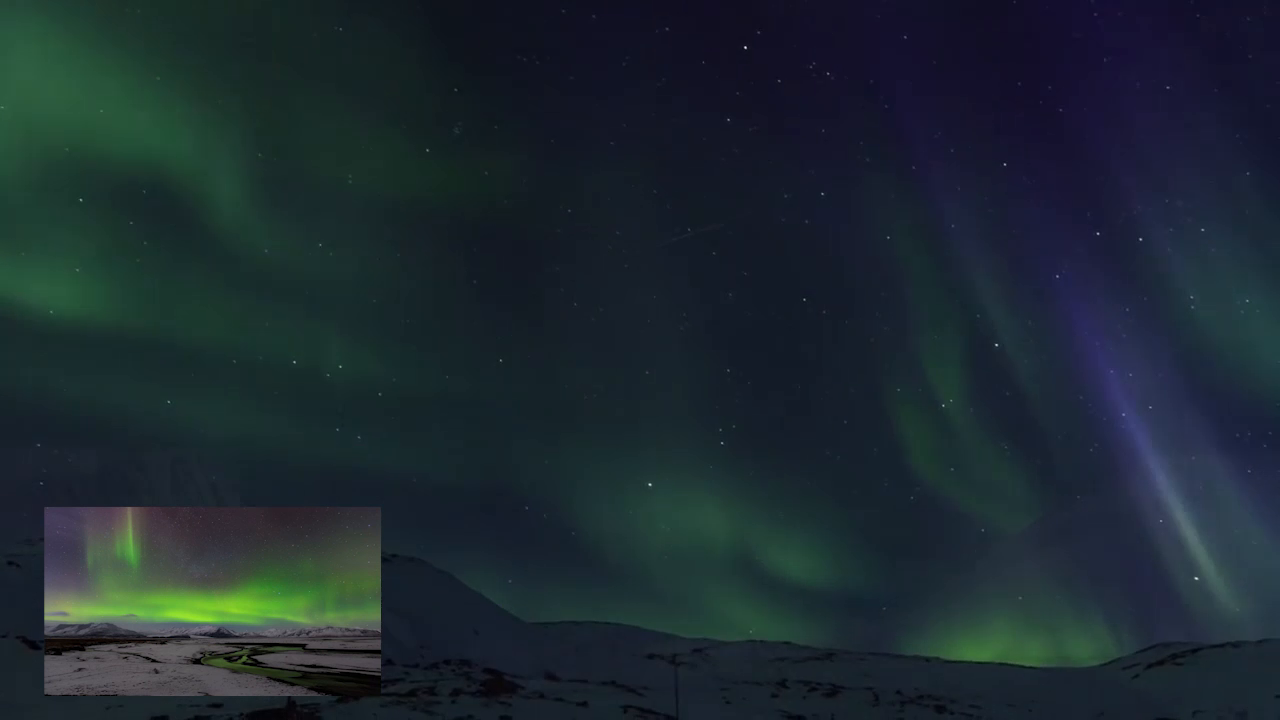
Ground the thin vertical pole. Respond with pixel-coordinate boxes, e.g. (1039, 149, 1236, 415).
(673, 661, 681, 720)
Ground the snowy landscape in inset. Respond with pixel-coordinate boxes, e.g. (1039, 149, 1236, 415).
(42, 507, 381, 697)
(43, 631, 380, 697)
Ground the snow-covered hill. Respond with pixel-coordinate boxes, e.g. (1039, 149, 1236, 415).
(382, 552, 535, 673)
(370, 551, 1280, 720)
(7, 539, 1280, 718)
(44, 622, 145, 638)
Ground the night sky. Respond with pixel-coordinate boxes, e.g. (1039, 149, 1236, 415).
(5, 0, 1280, 667)
(43, 507, 381, 629)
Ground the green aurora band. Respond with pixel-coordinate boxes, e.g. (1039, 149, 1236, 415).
(12, 1, 1280, 667)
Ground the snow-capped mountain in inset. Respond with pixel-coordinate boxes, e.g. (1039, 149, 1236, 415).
(245, 626, 381, 638)
(140, 625, 194, 637)
(143, 624, 240, 638)
(44, 623, 145, 638)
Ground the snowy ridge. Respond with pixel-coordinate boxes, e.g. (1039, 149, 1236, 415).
(245, 626, 381, 638)
(44, 622, 145, 638)
(381, 552, 535, 673)
(181, 624, 237, 638)
(141, 625, 209, 637)
(7, 543, 1280, 718)
(367, 552, 1280, 720)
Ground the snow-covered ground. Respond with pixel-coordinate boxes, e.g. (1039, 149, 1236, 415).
(254, 651, 382, 675)
(44, 640, 325, 696)
(43, 637, 382, 696)
(6, 536, 1278, 718)
(294, 638, 383, 652)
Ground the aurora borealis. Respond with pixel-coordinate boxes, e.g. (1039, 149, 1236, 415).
(43, 507, 380, 630)
(6, 0, 1280, 668)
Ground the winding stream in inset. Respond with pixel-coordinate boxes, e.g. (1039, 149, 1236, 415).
(197, 643, 380, 696)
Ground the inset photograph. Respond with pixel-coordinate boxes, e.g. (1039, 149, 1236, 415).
(43, 506, 381, 697)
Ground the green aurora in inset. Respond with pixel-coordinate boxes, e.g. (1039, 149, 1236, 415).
(46, 577, 381, 627)
(84, 506, 141, 572)
(45, 507, 380, 628)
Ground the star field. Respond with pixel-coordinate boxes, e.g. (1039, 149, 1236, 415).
(43, 507, 381, 629)
(5, 0, 1280, 666)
